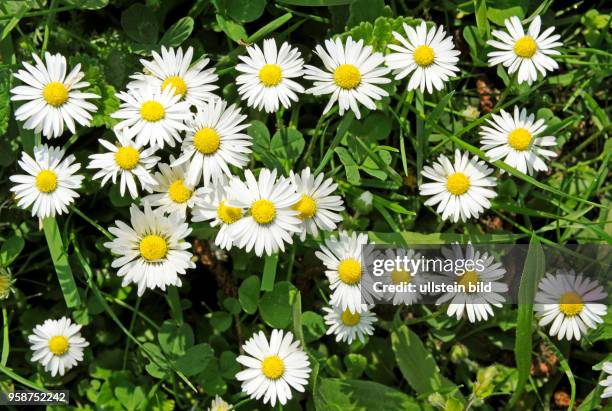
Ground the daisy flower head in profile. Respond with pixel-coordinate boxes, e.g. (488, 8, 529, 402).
(173, 99, 251, 186)
(479, 106, 557, 175)
(487, 15, 562, 84)
(128, 46, 218, 106)
(104, 202, 195, 296)
(208, 395, 232, 411)
(111, 85, 190, 149)
(435, 243, 508, 323)
(236, 329, 311, 407)
(385, 21, 460, 93)
(600, 361, 612, 399)
(192, 176, 242, 251)
(315, 230, 371, 314)
(226, 169, 301, 257)
(87, 129, 160, 199)
(304, 36, 391, 119)
(144, 158, 210, 218)
(0, 270, 15, 300)
(289, 168, 344, 240)
(235, 38, 305, 113)
(534, 269, 607, 341)
(10, 144, 83, 219)
(28, 316, 88, 377)
(419, 150, 497, 223)
(10, 52, 99, 139)
(323, 303, 376, 344)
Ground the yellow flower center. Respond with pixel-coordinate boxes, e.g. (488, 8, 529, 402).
(251, 199, 276, 224)
(292, 195, 317, 219)
(559, 291, 584, 316)
(161, 75, 188, 96)
(43, 82, 69, 107)
(333, 64, 361, 89)
(446, 172, 470, 196)
(514, 36, 537, 58)
(217, 201, 242, 225)
(48, 335, 69, 356)
(391, 269, 411, 285)
(458, 270, 480, 292)
(140, 100, 165, 122)
(261, 355, 284, 380)
(338, 258, 361, 285)
(258, 64, 283, 87)
(139, 234, 168, 261)
(114, 146, 140, 170)
(413, 45, 435, 67)
(168, 179, 192, 203)
(508, 127, 532, 151)
(35, 170, 58, 193)
(193, 128, 221, 155)
(341, 309, 361, 326)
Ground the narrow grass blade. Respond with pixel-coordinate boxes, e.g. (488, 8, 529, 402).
(292, 291, 305, 346)
(261, 253, 279, 291)
(247, 13, 292, 43)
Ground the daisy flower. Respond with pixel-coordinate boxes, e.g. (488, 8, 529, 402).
(173, 99, 251, 186)
(87, 130, 160, 199)
(10, 52, 99, 139)
(144, 159, 210, 218)
(128, 46, 218, 106)
(315, 230, 371, 314)
(385, 21, 460, 93)
(111, 86, 190, 149)
(304, 36, 391, 119)
(534, 270, 607, 341)
(104, 202, 195, 296)
(289, 168, 344, 241)
(323, 303, 376, 344)
(236, 329, 311, 407)
(236, 38, 305, 113)
(479, 106, 557, 175)
(10, 144, 83, 218)
(226, 169, 301, 257)
(0, 270, 15, 300)
(208, 395, 232, 411)
(600, 361, 612, 399)
(487, 15, 562, 84)
(28, 317, 89, 377)
(419, 150, 497, 223)
(435, 244, 508, 323)
(192, 176, 242, 251)
(377, 248, 427, 306)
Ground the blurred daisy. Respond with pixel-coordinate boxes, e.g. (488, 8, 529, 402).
(144, 159, 209, 218)
(111, 86, 190, 149)
(378, 248, 427, 306)
(479, 106, 557, 175)
(236, 329, 311, 407)
(208, 395, 232, 411)
(304, 36, 391, 119)
(487, 15, 562, 84)
(226, 169, 301, 257)
(315, 231, 370, 314)
(28, 317, 88, 377)
(289, 168, 344, 240)
(236, 39, 305, 113)
(385, 21, 460, 93)
(534, 270, 607, 341)
(435, 244, 508, 323)
(128, 46, 218, 106)
(87, 130, 159, 199)
(173, 99, 251, 186)
(323, 303, 376, 344)
(10, 145, 83, 218)
(0, 270, 15, 300)
(10, 52, 99, 139)
(192, 177, 242, 250)
(104, 202, 195, 296)
(600, 361, 612, 399)
(419, 150, 497, 222)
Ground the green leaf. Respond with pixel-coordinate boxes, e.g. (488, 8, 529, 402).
(292, 291, 305, 345)
(219, 351, 240, 379)
(0, 235, 24, 267)
(486, 0, 528, 26)
(261, 253, 279, 291)
(160, 17, 194, 47)
(210, 311, 232, 332)
(335, 147, 361, 185)
(259, 281, 297, 328)
(425, 91, 455, 128)
(174, 343, 214, 377)
(344, 354, 367, 378)
(277, 0, 354, 5)
(238, 276, 260, 314)
(0, 67, 10, 136)
(247, 13, 292, 43)
(249, 120, 284, 171)
(347, 0, 389, 27)
(216, 14, 247, 43)
(121, 4, 159, 44)
(64, 0, 109, 10)
(474, 0, 490, 38)
(215, 0, 266, 23)
(158, 320, 194, 357)
(314, 378, 421, 411)
(270, 127, 305, 172)
(302, 311, 326, 343)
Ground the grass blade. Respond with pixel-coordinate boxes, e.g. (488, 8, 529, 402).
(261, 253, 279, 291)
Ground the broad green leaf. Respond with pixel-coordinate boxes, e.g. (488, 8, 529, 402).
(277, 0, 354, 5)
(474, 0, 490, 38)
(258, 281, 297, 328)
(219, 351, 240, 379)
(335, 147, 361, 185)
(344, 354, 367, 379)
(174, 343, 214, 377)
(215, 0, 266, 23)
(210, 311, 232, 332)
(347, 0, 389, 27)
(0, 235, 24, 267)
(249, 121, 284, 171)
(302, 311, 326, 343)
(121, 4, 159, 44)
(158, 320, 194, 357)
(216, 14, 247, 43)
(486, 0, 528, 26)
(247, 13, 292, 43)
(270, 127, 305, 171)
(238, 276, 260, 314)
(160, 17, 194, 47)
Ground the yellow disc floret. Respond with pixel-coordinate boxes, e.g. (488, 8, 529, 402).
(514, 36, 537, 58)
(341, 309, 361, 326)
(193, 128, 221, 154)
(559, 291, 584, 316)
(114, 146, 140, 170)
(168, 179, 192, 203)
(259, 64, 283, 87)
(338, 258, 361, 285)
(35, 170, 58, 193)
(251, 199, 276, 224)
(48, 335, 69, 356)
(413, 45, 435, 67)
(292, 195, 317, 219)
(391, 269, 411, 285)
(458, 270, 480, 291)
(43, 82, 69, 107)
(261, 355, 284, 380)
(333, 64, 361, 89)
(446, 172, 470, 196)
(508, 128, 532, 151)
(140, 100, 165, 122)
(139, 234, 168, 261)
(217, 201, 242, 225)
(161, 76, 188, 96)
